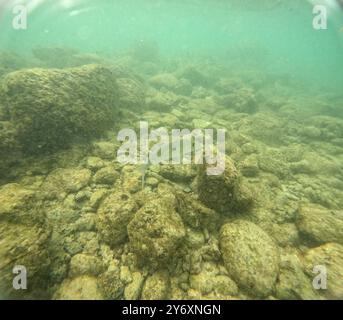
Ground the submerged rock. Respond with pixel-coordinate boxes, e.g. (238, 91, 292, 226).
(93, 166, 119, 185)
(276, 251, 319, 300)
(53, 275, 104, 300)
(0, 222, 50, 299)
(0, 183, 43, 225)
(141, 271, 170, 300)
(42, 168, 92, 199)
(219, 220, 280, 297)
(117, 77, 146, 110)
(96, 190, 138, 247)
(99, 269, 125, 300)
(0, 64, 118, 154)
(127, 197, 186, 268)
(149, 73, 192, 96)
(197, 156, 254, 214)
(297, 204, 343, 246)
(304, 243, 343, 300)
(124, 271, 145, 300)
(69, 253, 105, 277)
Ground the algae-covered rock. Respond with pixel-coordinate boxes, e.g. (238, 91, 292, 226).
(258, 148, 290, 179)
(127, 197, 186, 268)
(189, 263, 238, 297)
(93, 166, 119, 185)
(124, 271, 145, 300)
(96, 190, 138, 247)
(0, 222, 50, 299)
(229, 87, 257, 114)
(91, 141, 117, 160)
(0, 121, 21, 178)
(149, 73, 192, 96)
(0, 183, 43, 225)
(197, 156, 254, 213)
(84, 156, 106, 172)
(141, 271, 170, 300)
(69, 254, 105, 277)
(117, 77, 146, 110)
(158, 164, 197, 183)
(197, 156, 238, 213)
(276, 251, 319, 300)
(99, 269, 125, 300)
(219, 220, 280, 297)
(176, 66, 213, 88)
(176, 191, 220, 231)
(0, 64, 118, 154)
(145, 90, 178, 112)
(297, 204, 343, 245)
(88, 189, 109, 210)
(304, 243, 343, 300)
(53, 275, 104, 300)
(42, 168, 92, 199)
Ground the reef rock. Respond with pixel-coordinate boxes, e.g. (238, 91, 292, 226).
(96, 190, 138, 247)
(127, 196, 186, 268)
(197, 156, 254, 213)
(219, 220, 280, 297)
(117, 77, 146, 110)
(149, 73, 192, 96)
(69, 253, 105, 277)
(42, 168, 92, 199)
(304, 243, 343, 299)
(297, 204, 343, 245)
(0, 222, 50, 299)
(53, 275, 104, 300)
(141, 271, 170, 300)
(0, 183, 44, 225)
(0, 64, 118, 154)
(276, 251, 319, 300)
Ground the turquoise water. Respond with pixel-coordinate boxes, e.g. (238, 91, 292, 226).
(1, 0, 343, 300)
(1, 1, 343, 86)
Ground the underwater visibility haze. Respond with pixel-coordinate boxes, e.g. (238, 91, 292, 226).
(0, 0, 343, 300)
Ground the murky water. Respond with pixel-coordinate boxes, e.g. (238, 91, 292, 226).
(0, 0, 342, 300)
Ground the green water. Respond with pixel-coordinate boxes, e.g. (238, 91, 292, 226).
(0, 0, 343, 300)
(1, 0, 343, 86)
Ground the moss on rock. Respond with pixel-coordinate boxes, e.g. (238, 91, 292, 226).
(127, 197, 186, 268)
(219, 220, 280, 297)
(0, 64, 118, 154)
(96, 190, 138, 247)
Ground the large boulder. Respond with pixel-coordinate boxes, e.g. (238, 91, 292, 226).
(0, 64, 118, 154)
(304, 243, 343, 300)
(127, 196, 186, 268)
(0, 182, 51, 298)
(116, 77, 146, 110)
(96, 190, 138, 247)
(297, 204, 343, 245)
(197, 156, 254, 213)
(0, 222, 50, 299)
(219, 220, 280, 297)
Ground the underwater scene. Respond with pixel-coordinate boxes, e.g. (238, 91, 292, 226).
(0, 0, 343, 300)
